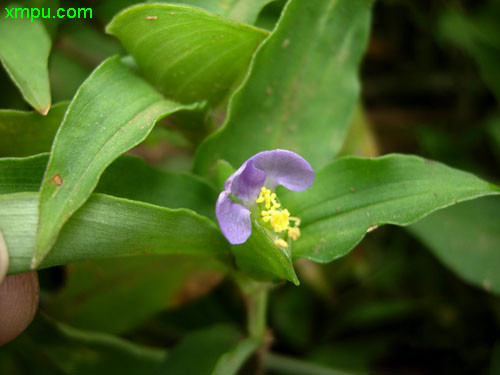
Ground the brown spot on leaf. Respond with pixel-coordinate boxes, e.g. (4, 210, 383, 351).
(281, 38, 290, 48)
(350, 187, 356, 193)
(50, 174, 63, 186)
(145, 15, 158, 20)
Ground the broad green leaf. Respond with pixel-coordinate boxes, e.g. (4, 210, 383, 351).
(106, 4, 268, 105)
(151, 0, 277, 24)
(1, 314, 165, 375)
(34, 56, 196, 267)
(0, 153, 217, 218)
(0, 8, 51, 113)
(280, 154, 500, 263)
(2, 193, 230, 274)
(46, 255, 224, 334)
(408, 196, 500, 295)
(194, 0, 372, 177)
(0, 102, 67, 157)
(159, 325, 251, 375)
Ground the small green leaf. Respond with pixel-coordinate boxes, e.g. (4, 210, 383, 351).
(281, 154, 500, 263)
(106, 4, 268, 105)
(408, 196, 500, 295)
(0, 102, 67, 157)
(34, 56, 196, 267)
(155, 0, 277, 24)
(212, 336, 260, 375)
(0, 153, 217, 218)
(3, 193, 230, 274)
(46, 255, 224, 334)
(194, 0, 372, 176)
(0, 8, 52, 113)
(1, 314, 166, 375)
(231, 220, 299, 285)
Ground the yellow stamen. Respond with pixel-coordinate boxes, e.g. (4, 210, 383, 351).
(256, 186, 301, 239)
(274, 239, 289, 248)
(288, 226, 300, 241)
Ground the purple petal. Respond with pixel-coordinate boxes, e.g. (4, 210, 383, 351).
(215, 191, 252, 244)
(252, 149, 315, 191)
(225, 159, 266, 203)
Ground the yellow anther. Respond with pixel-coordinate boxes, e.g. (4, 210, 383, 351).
(288, 226, 301, 241)
(269, 209, 290, 232)
(274, 239, 289, 248)
(256, 186, 280, 210)
(257, 186, 302, 238)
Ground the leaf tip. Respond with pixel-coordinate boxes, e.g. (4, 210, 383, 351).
(39, 105, 51, 116)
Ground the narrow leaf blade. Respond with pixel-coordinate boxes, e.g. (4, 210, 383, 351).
(34, 56, 196, 267)
(0, 10, 52, 113)
(0, 153, 217, 218)
(3, 193, 230, 274)
(281, 154, 500, 263)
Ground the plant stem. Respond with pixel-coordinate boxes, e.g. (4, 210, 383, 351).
(247, 284, 269, 340)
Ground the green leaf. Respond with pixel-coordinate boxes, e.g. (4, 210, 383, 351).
(1, 314, 165, 375)
(212, 336, 260, 375)
(0, 154, 48, 194)
(0, 102, 67, 157)
(194, 0, 372, 177)
(0, 8, 52, 113)
(159, 325, 252, 375)
(280, 154, 500, 263)
(408, 196, 500, 295)
(2, 193, 230, 274)
(0, 153, 217, 218)
(152, 0, 277, 24)
(46, 255, 224, 334)
(34, 56, 196, 267)
(106, 4, 268, 105)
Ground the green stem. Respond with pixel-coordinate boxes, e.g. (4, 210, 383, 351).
(247, 284, 269, 339)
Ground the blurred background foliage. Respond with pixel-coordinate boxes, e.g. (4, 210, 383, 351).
(0, 0, 499, 374)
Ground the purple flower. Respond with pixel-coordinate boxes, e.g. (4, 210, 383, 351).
(216, 150, 315, 247)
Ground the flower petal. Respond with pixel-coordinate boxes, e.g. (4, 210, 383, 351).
(252, 149, 315, 191)
(215, 191, 252, 244)
(225, 159, 266, 203)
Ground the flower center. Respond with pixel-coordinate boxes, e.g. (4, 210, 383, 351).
(255, 187, 301, 248)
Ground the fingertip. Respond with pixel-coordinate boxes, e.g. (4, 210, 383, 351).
(0, 272, 40, 346)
